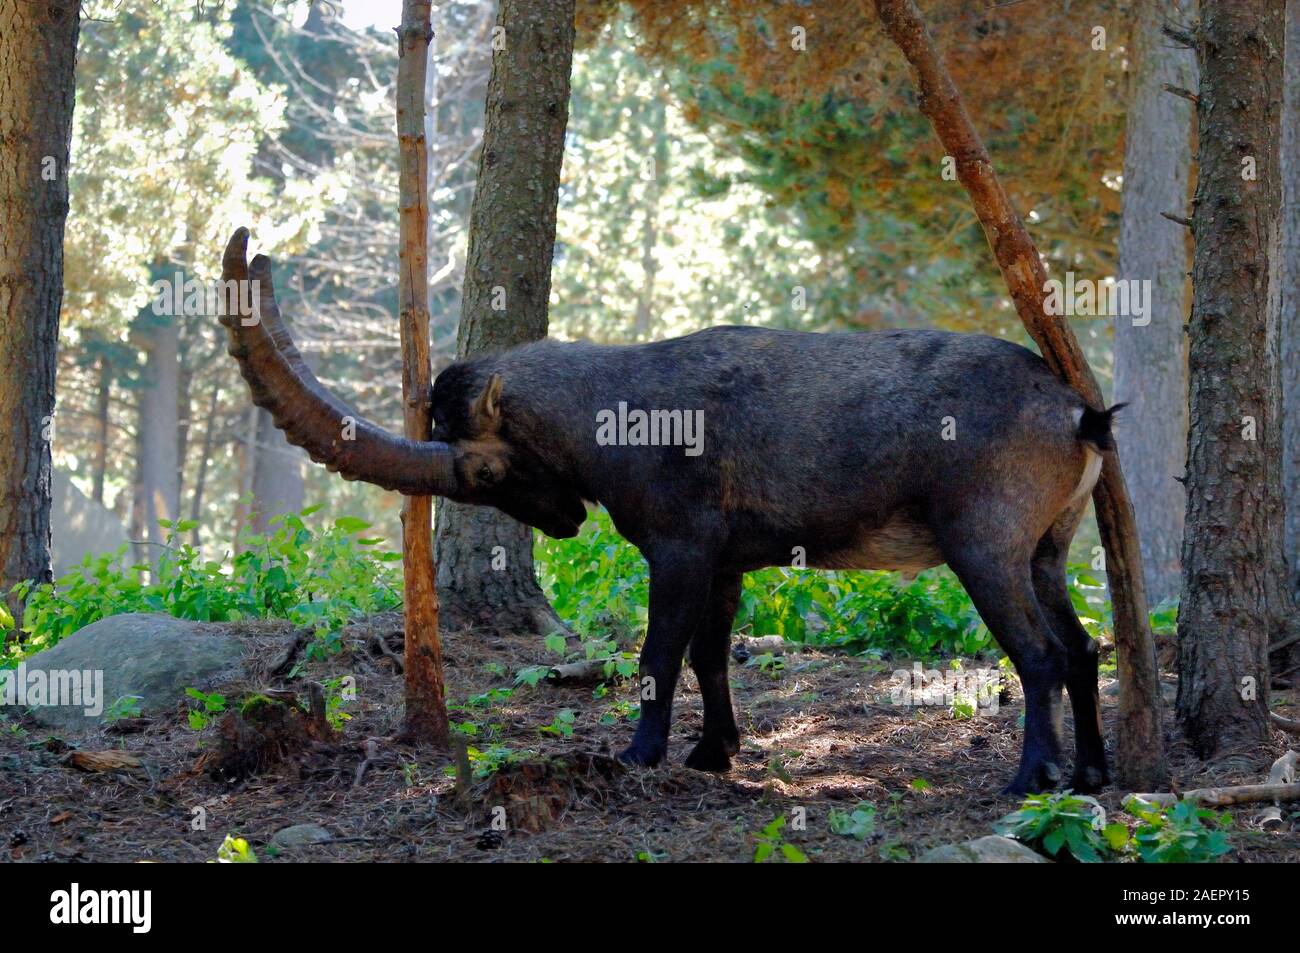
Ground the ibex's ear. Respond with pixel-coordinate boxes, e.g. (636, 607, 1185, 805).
(471, 374, 504, 433)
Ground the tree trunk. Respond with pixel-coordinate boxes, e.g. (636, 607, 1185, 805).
(249, 407, 305, 533)
(433, 0, 576, 638)
(232, 404, 257, 547)
(176, 330, 193, 504)
(1177, 0, 1285, 758)
(633, 91, 668, 342)
(1281, 0, 1300, 676)
(92, 352, 111, 505)
(0, 0, 81, 626)
(134, 315, 181, 565)
(1114, 0, 1196, 606)
(397, 0, 449, 746)
(188, 378, 220, 549)
(872, 0, 1168, 789)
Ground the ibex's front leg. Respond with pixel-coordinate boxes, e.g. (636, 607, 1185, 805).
(618, 544, 714, 767)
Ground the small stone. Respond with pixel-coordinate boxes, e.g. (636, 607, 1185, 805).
(269, 823, 333, 850)
(915, 835, 1049, 863)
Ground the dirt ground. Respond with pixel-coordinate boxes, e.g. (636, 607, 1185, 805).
(3, 615, 1298, 863)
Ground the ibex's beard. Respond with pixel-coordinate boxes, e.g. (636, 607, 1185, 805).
(218, 228, 458, 497)
(512, 492, 587, 540)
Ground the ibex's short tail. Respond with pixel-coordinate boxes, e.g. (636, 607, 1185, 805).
(1077, 402, 1126, 452)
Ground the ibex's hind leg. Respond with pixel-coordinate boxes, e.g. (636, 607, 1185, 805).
(685, 572, 742, 771)
(618, 544, 713, 768)
(939, 534, 1069, 795)
(1031, 513, 1109, 792)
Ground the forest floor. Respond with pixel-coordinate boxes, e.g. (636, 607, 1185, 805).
(3, 614, 1298, 863)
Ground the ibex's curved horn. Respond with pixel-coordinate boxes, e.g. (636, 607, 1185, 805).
(219, 228, 457, 496)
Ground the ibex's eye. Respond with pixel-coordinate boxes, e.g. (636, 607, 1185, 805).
(478, 464, 494, 484)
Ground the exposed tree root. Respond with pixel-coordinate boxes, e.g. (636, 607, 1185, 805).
(1272, 712, 1300, 734)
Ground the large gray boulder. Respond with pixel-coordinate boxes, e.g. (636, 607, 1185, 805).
(9, 613, 245, 730)
(916, 835, 1050, 863)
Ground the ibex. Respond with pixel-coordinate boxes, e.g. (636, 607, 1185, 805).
(220, 228, 1116, 794)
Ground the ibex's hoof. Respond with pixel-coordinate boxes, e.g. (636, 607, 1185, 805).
(1001, 761, 1063, 796)
(1071, 764, 1109, 793)
(684, 737, 733, 773)
(616, 741, 666, 768)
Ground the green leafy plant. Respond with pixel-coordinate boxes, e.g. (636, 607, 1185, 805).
(104, 694, 143, 723)
(185, 687, 227, 731)
(535, 512, 1189, 666)
(320, 677, 354, 730)
(828, 802, 877, 841)
(949, 697, 976, 719)
(996, 791, 1126, 863)
(3, 508, 402, 662)
(737, 564, 990, 659)
(534, 509, 649, 644)
(215, 834, 258, 864)
(1124, 797, 1233, 863)
(752, 815, 808, 863)
(514, 665, 550, 688)
(877, 840, 911, 862)
(464, 687, 514, 708)
(599, 700, 639, 725)
(444, 743, 526, 779)
(750, 652, 786, 679)
(539, 708, 576, 738)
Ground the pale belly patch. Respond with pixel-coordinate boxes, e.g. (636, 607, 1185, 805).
(814, 512, 945, 576)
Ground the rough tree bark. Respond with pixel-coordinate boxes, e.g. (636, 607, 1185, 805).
(872, 0, 1167, 789)
(1176, 0, 1284, 758)
(433, 0, 576, 638)
(0, 0, 81, 626)
(1115, 0, 1196, 606)
(397, 0, 449, 746)
(1282, 0, 1300, 677)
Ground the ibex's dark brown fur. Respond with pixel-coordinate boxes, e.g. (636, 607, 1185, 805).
(221, 229, 1117, 794)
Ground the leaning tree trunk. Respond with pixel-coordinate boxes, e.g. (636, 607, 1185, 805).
(0, 0, 81, 628)
(1176, 0, 1285, 758)
(1114, 0, 1196, 606)
(872, 0, 1168, 789)
(397, 0, 450, 746)
(433, 0, 576, 638)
